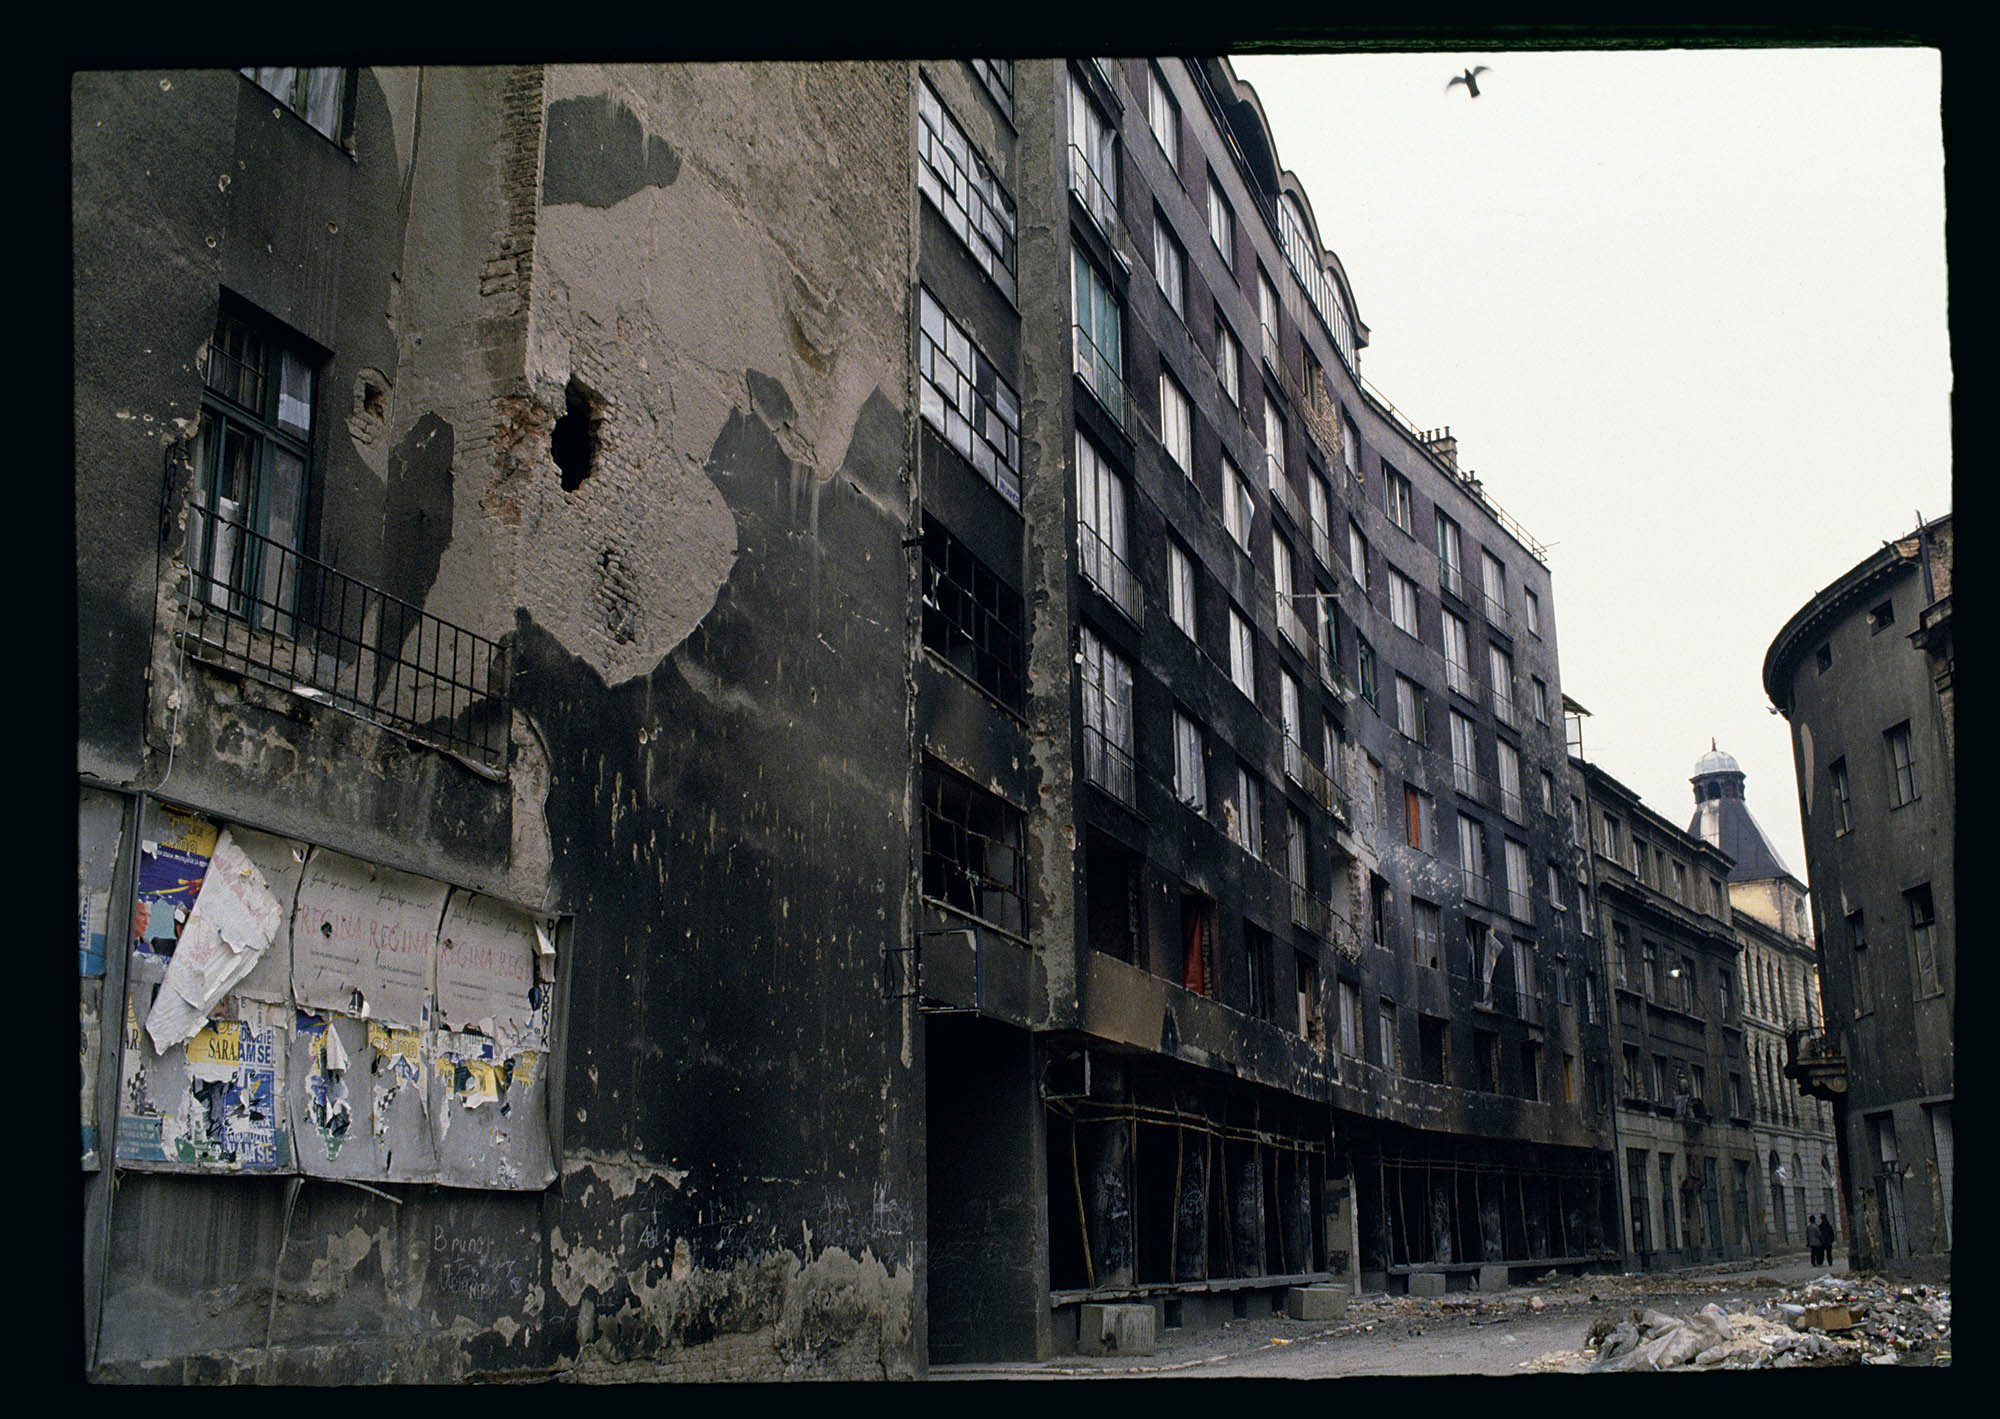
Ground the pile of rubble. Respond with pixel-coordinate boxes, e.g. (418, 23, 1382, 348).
(1547, 1275, 1951, 1372)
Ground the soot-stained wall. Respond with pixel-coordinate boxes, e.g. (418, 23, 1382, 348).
(79, 61, 922, 1382)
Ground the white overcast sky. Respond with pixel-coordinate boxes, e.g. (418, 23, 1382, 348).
(1229, 47, 1951, 886)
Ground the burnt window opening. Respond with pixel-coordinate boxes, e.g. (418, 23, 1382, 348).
(920, 759, 1026, 937)
(552, 380, 602, 492)
(921, 515, 1027, 709)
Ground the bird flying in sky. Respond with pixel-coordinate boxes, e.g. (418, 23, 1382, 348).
(1447, 66, 1491, 98)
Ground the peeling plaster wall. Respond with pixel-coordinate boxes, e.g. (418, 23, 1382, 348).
(80, 61, 920, 1382)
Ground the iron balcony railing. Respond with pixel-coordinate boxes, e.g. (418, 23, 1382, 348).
(1067, 143, 1123, 250)
(1440, 561, 1465, 599)
(1072, 323, 1137, 442)
(1276, 597, 1309, 655)
(1082, 721, 1136, 805)
(1506, 888, 1537, 925)
(1445, 656, 1479, 699)
(179, 505, 510, 769)
(1290, 881, 1332, 939)
(1493, 689, 1521, 729)
(1499, 787, 1528, 823)
(1078, 523, 1143, 624)
(1461, 868, 1491, 906)
(1452, 761, 1488, 803)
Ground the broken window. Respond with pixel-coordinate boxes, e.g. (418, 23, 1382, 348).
(919, 79, 1018, 298)
(1079, 626, 1135, 803)
(920, 287, 1022, 505)
(188, 301, 317, 637)
(1411, 897, 1442, 969)
(921, 514, 1026, 708)
(1085, 831, 1141, 964)
(115, 802, 556, 1189)
(1295, 951, 1323, 1042)
(1418, 1014, 1449, 1084)
(921, 759, 1027, 936)
(241, 67, 350, 142)
(1473, 1027, 1501, 1092)
(1244, 924, 1276, 1022)
(1172, 709, 1206, 812)
(1906, 884, 1940, 996)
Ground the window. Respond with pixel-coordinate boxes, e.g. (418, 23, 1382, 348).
(1280, 670, 1304, 779)
(1524, 587, 1542, 638)
(1206, 172, 1234, 269)
(1449, 710, 1480, 798)
(1348, 520, 1369, 589)
(1906, 884, 1940, 995)
(1474, 1027, 1501, 1092)
(1388, 567, 1420, 638)
(1458, 814, 1489, 902)
(1412, 898, 1442, 969)
(1338, 979, 1360, 1055)
(1153, 213, 1186, 318)
(1257, 267, 1282, 365)
(1394, 675, 1428, 743)
(191, 302, 320, 637)
(1243, 925, 1276, 1021)
(1436, 510, 1464, 597)
(1172, 711, 1205, 811)
(920, 288, 1024, 506)
(1215, 314, 1243, 408)
(1342, 413, 1362, 482)
(1369, 872, 1388, 945)
(1488, 645, 1517, 726)
(1273, 538, 1303, 650)
(1678, 955, 1698, 1013)
(1224, 458, 1255, 551)
(1308, 472, 1334, 567)
(1530, 676, 1550, 724)
(1075, 433, 1137, 618)
(1357, 637, 1377, 707)
(1496, 740, 1524, 821)
(1868, 598, 1895, 633)
(1159, 370, 1192, 471)
(1653, 1055, 1672, 1104)
(1623, 1046, 1643, 1099)
(922, 515, 1025, 707)
(1146, 63, 1179, 169)
(1520, 1040, 1542, 1100)
(917, 82, 1019, 300)
(1071, 250, 1124, 425)
(1613, 923, 1632, 988)
(922, 759, 1026, 935)
(1377, 1000, 1398, 1071)
(1067, 68, 1118, 236)
(1885, 721, 1918, 806)
(1563, 1052, 1577, 1104)
(1540, 770, 1555, 815)
(1296, 951, 1322, 1041)
(241, 66, 350, 142)
(1830, 757, 1853, 833)
(1227, 764, 1264, 858)
(1168, 540, 1197, 636)
(1480, 550, 1506, 621)
(1079, 627, 1135, 803)
(1403, 784, 1433, 851)
(1285, 807, 1309, 888)
(1383, 466, 1413, 533)
(1601, 813, 1620, 861)
(1504, 838, 1532, 922)
(1366, 757, 1386, 826)
(1262, 397, 1288, 494)
(1718, 968, 1732, 1019)
(1442, 611, 1475, 696)
(1228, 606, 1256, 699)
(969, 59, 1013, 116)
(1671, 860, 1687, 901)
(1643, 938, 1661, 998)
(1418, 1014, 1450, 1084)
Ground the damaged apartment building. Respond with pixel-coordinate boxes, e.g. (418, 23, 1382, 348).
(77, 59, 1615, 1383)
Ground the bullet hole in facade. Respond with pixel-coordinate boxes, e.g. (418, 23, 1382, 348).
(553, 378, 603, 492)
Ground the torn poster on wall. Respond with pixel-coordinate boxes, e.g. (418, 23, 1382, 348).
(131, 803, 218, 960)
(112, 805, 557, 1189)
(116, 996, 293, 1171)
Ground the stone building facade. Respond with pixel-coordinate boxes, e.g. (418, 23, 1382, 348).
(1686, 747, 1842, 1252)
(1572, 757, 1758, 1268)
(77, 59, 1619, 1382)
(1764, 515, 1953, 1275)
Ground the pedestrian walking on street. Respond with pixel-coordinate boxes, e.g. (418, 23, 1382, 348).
(1807, 1214, 1823, 1265)
(1817, 1215, 1838, 1268)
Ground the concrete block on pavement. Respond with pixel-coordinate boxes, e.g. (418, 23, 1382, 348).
(1407, 1270, 1446, 1298)
(1478, 1264, 1509, 1292)
(1078, 1303, 1155, 1356)
(1286, 1285, 1349, 1321)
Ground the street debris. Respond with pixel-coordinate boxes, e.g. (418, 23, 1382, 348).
(1528, 1274, 1952, 1372)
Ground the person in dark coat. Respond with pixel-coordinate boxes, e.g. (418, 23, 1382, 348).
(1807, 1214, 1823, 1265)
(1817, 1215, 1837, 1268)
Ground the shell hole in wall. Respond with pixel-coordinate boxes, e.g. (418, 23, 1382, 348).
(552, 379, 601, 492)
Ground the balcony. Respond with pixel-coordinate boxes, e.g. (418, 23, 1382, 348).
(1082, 721, 1136, 805)
(1078, 524, 1143, 624)
(1072, 322, 1135, 439)
(1276, 597, 1309, 654)
(1290, 881, 1332, 939)
(1493, 691, 1521, 729)
(1506, 889, 1536, 925)
(1440, 561, 1465, 600)
(1451, 761, 1488, 804)
(1460, 868, 1491, 905)
(1499, 787, 1527, 823)
(178, 505, 510, 770)
(1067, 144, 1123, 251)
(1482, 590, 1508, 627)
(1445, 657, 1478, 699)
(1267, 460, 1296, 521)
